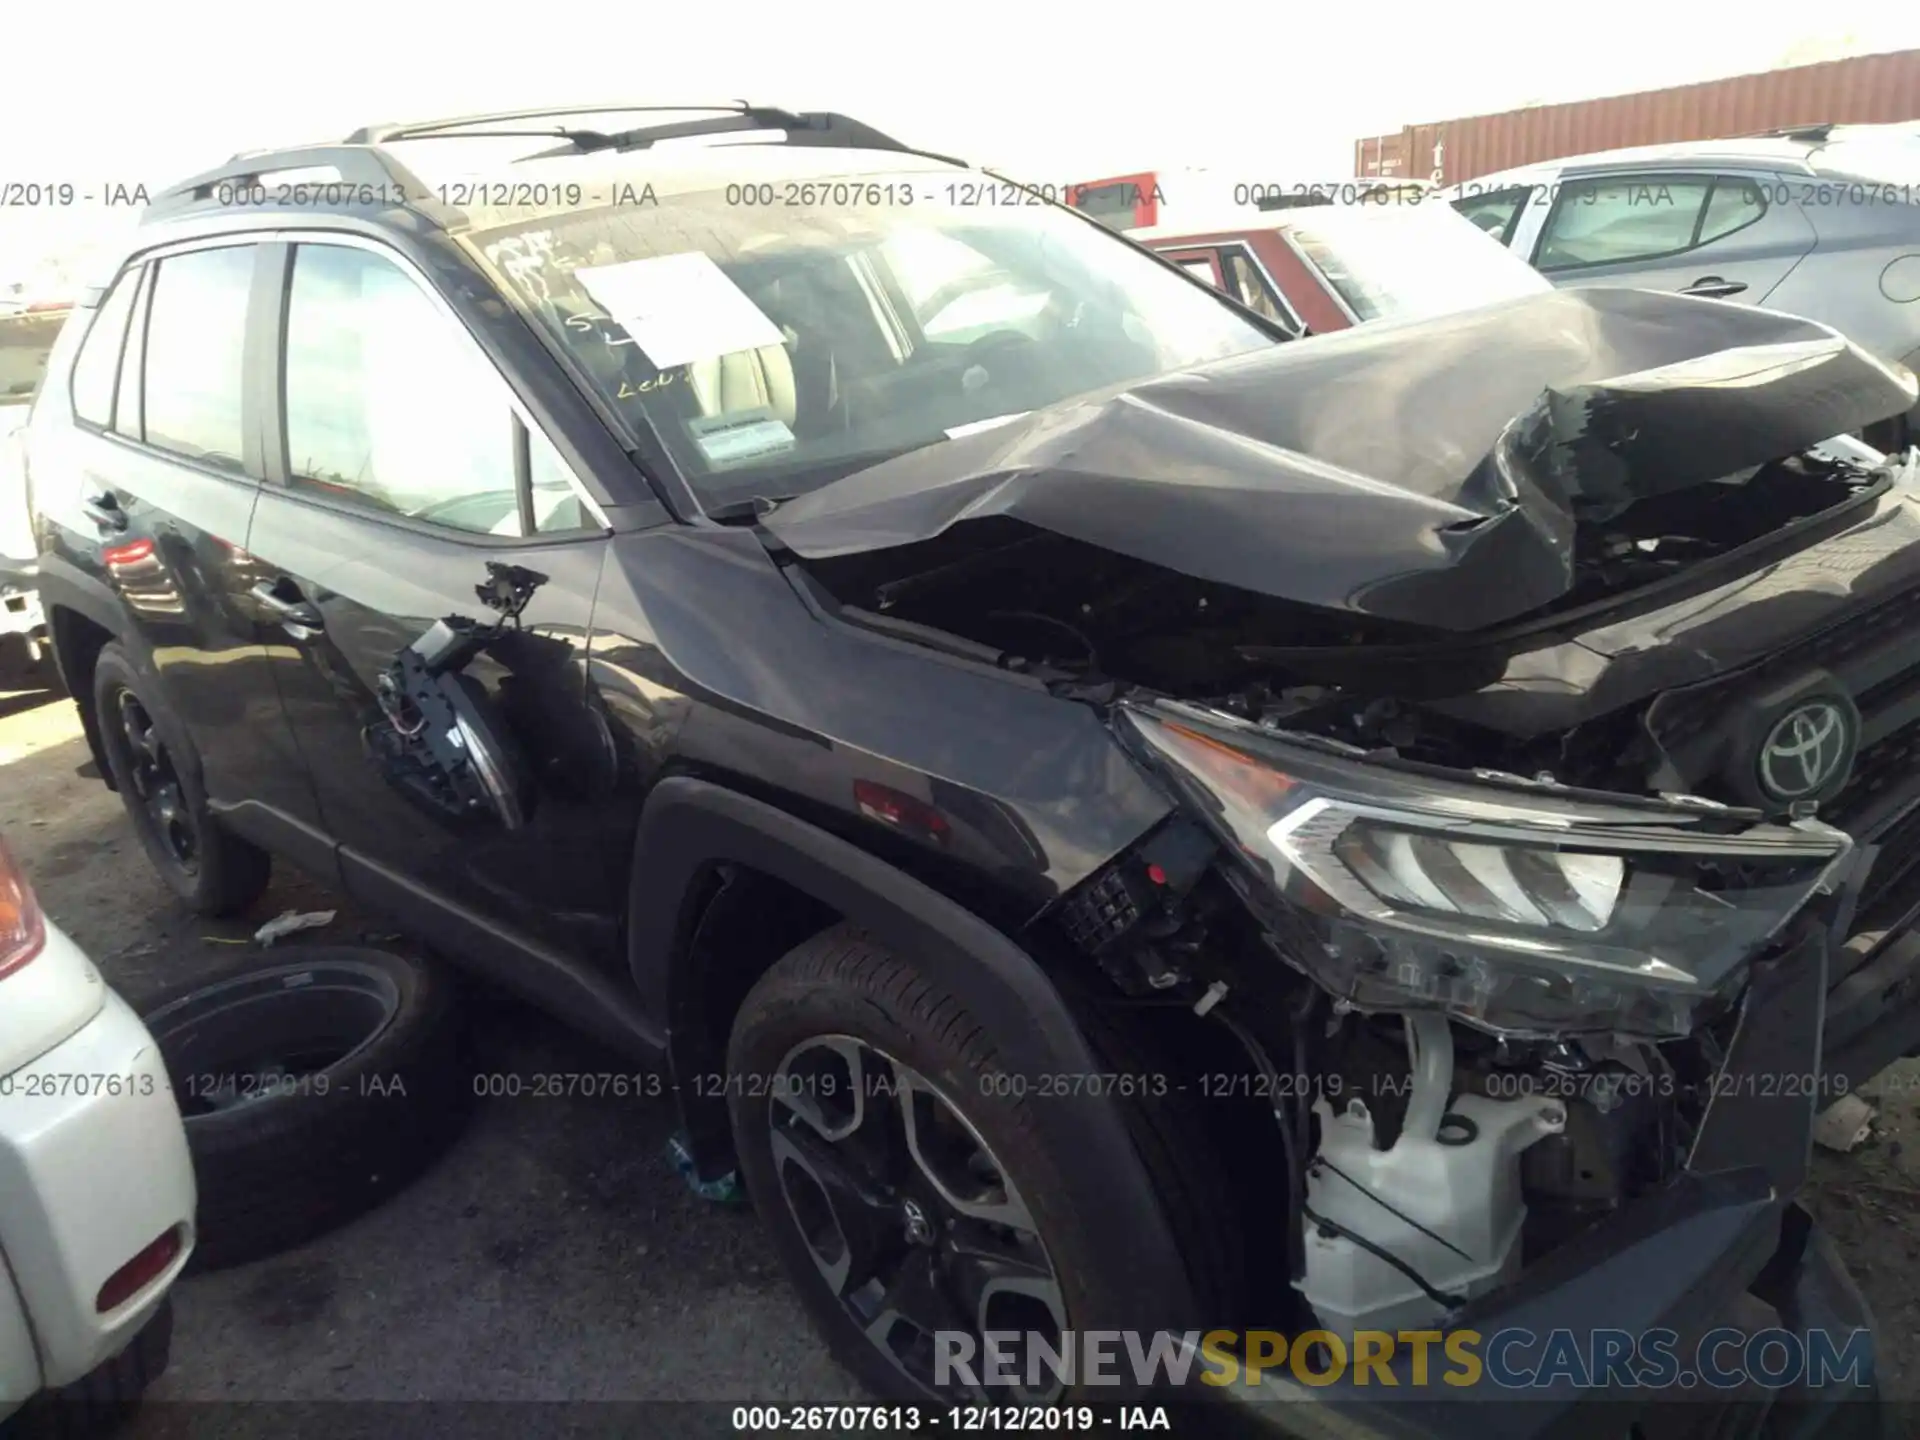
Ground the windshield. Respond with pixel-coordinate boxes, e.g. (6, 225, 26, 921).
(466, 174, 1276, 506)
(1285, 202, 1552, 324)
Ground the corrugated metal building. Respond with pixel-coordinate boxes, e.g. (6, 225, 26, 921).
(1355, 48, 1920, 184)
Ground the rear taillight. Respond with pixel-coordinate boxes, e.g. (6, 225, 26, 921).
(95, 1226, 183, 1313)
(0, 835, 47, 979)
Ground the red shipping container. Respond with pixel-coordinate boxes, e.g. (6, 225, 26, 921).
(1354, 47, 1920, 184)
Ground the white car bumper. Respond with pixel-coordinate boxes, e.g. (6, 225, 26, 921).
(0, 924, 195, 1408)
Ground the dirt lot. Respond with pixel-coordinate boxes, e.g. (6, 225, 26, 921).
(3, 643, 1919, 1424)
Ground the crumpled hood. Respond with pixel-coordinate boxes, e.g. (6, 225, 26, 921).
(763, 288, 1919, 632)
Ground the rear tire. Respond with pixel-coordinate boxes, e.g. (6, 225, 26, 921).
(726, 922, 1243, 1404)
(137, 947, 471, 1271)
(93, 641, 269, 917)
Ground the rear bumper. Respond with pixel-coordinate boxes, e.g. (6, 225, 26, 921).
(0, 975, 195, 1393)
(1201, 905, 1883, 1438)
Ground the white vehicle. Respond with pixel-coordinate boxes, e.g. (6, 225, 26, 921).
(1, 835, 194, 1432)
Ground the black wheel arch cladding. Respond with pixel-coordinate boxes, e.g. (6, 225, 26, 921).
(627, 774, 1207, 1332)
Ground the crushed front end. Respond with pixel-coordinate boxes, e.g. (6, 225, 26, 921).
(1059, 699, 1885, 1434)
(764, 289, 1920, 1432)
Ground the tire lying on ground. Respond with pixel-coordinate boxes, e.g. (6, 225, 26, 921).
(136, 946, 470, 1271)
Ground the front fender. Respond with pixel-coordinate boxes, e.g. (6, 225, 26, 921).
(628, 774, 1204, 1331)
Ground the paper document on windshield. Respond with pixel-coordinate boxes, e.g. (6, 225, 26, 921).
(573, 253, 785, 369)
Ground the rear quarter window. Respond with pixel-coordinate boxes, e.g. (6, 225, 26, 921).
(68, 273, 141, 427)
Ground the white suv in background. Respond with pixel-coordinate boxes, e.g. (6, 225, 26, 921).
(1, 835, 194, 1433)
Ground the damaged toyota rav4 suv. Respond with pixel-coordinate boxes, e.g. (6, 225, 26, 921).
(21, 105, 1920, 1431)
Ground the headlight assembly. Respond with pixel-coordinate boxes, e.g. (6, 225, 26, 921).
(1119, 700, 1854, 1039)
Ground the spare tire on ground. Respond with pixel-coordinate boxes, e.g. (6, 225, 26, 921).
(136, 946, 471, 1271)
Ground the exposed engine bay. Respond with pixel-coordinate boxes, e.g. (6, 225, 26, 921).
(1046, 784, 1821, 1340)
(754, 287, 1920, 1343)
(788, 452, 1890, 1338)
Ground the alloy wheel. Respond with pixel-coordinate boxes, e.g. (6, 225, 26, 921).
(116, 688, 198, 873)
(769, 1035, 1067, 1402)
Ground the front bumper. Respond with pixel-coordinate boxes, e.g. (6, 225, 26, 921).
(0, 968, 195, 1395)
(1204, 898, 1882, 1436)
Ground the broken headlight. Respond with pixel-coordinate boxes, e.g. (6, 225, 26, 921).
(1120, 702, 1853, 1039)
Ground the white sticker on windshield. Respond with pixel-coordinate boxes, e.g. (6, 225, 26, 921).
(690, 409, 797, 468)
(573, 252, 785, 369)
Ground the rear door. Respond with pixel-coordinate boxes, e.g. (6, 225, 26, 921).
(242, 235, 626, 970)
(1526, 169, 1818, 305)
(30, 242, 324, 841)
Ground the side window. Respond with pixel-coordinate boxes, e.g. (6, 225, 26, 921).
(69, 268, 141, 428)
(283, 244, 524, 536)
(1221, 249, 1297, 331)
(1178, 259, 1221, 285)
(112, 267, 152, 442)
(1699, 177, 1768, 245)
(528, 428, 586, 534)
(1535, 175, 1716, 271)
(1451, 186, 1532, 244)
(142, 246, 255, 472)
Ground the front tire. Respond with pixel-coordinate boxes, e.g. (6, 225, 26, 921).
(726, 923, 1241, 1404)
(93, 642, 269, 917)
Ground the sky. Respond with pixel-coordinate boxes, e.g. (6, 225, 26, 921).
(3, 0, 1917, 289)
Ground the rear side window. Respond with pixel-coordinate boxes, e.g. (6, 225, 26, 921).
(282, 244, 526, 535)
(1451, 186, 1532, 244)
(142, 246, 256, 473)
(1698, 178, 1768, 244)
(68, 270, 141, 427)
(112, 267, 152, 442)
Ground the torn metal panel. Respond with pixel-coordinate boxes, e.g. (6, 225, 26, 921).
(764, 288, 1918, 632)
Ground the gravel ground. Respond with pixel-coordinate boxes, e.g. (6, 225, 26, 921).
(3, 642, 1919, 1430)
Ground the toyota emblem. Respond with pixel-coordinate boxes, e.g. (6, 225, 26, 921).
(1757, 700, 1854, 801)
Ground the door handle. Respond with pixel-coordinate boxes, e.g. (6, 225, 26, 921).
(82, 492, 128, 533)
(251, 579, 325, 637)
(1681, 276, 1748, 299)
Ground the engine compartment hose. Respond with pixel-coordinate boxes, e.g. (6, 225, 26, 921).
(1401, 1011, 1454, 1145)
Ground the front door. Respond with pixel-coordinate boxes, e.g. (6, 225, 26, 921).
(241, 236, 627, 971)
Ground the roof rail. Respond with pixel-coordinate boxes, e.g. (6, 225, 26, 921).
(141, 107, 968, 233)
(346, 102, 760, 145)
(350, 103, 968, 167)
(1754, 122, 1836, 142)
(144, 144, 455, 226)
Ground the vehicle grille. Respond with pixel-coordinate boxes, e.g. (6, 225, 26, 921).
(1648, 581, 1920, 923)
